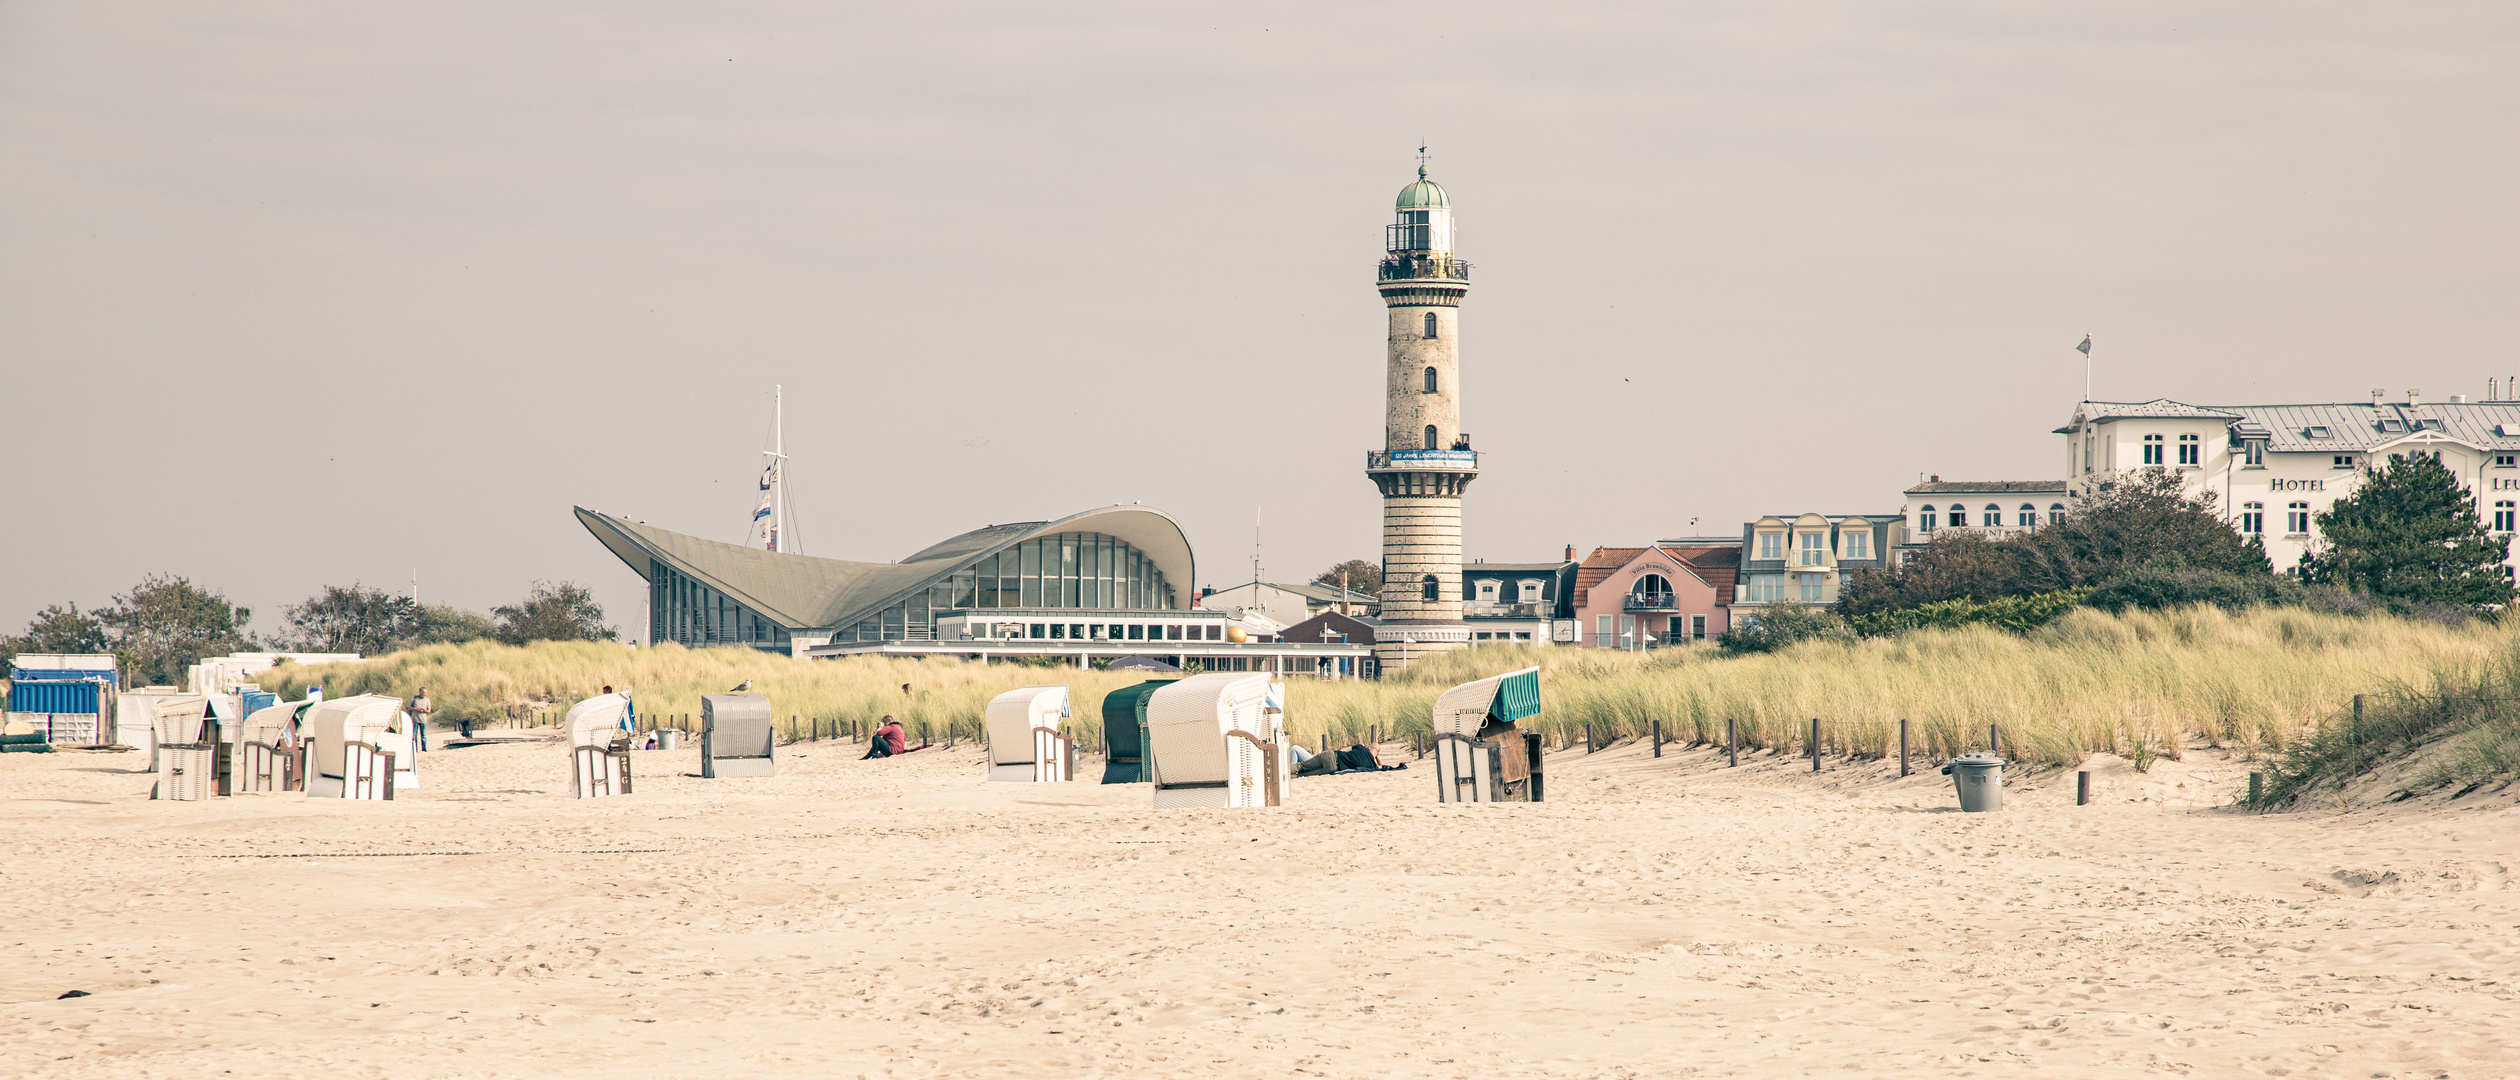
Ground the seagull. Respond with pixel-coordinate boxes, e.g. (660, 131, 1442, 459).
(730, 679, 753, 692)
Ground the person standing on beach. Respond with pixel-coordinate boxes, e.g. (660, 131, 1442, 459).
(408, 688, 434, 752)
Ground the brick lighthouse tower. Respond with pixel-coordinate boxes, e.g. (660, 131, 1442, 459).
(1366, 163, 1477, 673)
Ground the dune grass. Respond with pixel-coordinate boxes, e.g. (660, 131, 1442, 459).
(251, 605, 2518, 767)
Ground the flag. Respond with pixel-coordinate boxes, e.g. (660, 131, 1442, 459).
(760, 463, 777, 491)
(753, 491, 774, 547)
(2076, 335, 2092, 356)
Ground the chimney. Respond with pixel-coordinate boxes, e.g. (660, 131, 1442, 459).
(1565, 544, 1576, 561)
(2409, 388, 2422, 407)
(2372, 389, 2385, 406)
(2452, 394, 2469, 404)
(2492, 377, 2501, 401)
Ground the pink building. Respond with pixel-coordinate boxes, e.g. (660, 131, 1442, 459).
(1571, 545, 1735, 649)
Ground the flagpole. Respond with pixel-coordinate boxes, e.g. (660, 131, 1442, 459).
(772, 385, 785, 553)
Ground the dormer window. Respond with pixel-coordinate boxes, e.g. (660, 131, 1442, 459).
(2305, 426, 2332, 439)
(2378, 417, 2407, 433)
(2242, 440, 2265, 467)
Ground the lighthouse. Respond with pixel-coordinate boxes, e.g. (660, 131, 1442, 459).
(1366, 164, 1477, 672)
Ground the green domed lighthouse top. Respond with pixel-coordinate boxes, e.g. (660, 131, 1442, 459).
(1396, 165, 1450, 210)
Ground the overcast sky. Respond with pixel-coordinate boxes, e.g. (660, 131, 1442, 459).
(4, 2, 2515, 639)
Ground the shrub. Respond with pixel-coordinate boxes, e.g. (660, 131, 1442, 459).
(1718, 607, 1857, 654)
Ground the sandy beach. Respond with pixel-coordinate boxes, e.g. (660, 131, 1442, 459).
(3, 734, 2514, 1078)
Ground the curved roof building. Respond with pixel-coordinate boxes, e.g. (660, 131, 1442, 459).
(577, 504, 1197, 655)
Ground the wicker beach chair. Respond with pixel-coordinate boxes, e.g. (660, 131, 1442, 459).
(1145, 672, 1288, 809)
(1429, 665, 1544, 803)
(565, 692, 636, 798)
(984, 685, 1074, 782)
(237, 698, 313, 792)
(1098, 679, 1173, 784)
(700, 693, 775, 778)
(303, 695, 414, 800)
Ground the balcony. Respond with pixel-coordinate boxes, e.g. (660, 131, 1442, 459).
(1377, 256, 1472, 283)
(1466, 601, 1546, 619)
(1366, 449, 1479, 470)
(1624, 593, 1680, 612)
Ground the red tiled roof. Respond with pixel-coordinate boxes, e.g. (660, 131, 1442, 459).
(1576, 545, 1739, 607)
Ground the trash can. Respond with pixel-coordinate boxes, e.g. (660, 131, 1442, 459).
(1942, 752, 2005, 812)
(657, 729, 682, 751)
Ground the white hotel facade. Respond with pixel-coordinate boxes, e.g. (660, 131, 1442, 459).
(2059, 392, 2520, 579)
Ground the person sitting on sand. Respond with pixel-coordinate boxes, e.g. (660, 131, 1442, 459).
(862, 716, 908, 759)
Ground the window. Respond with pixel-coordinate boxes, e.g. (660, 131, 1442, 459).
(1757, 532, 1783, 559)
(2049, 503, 2067, 525)
(2241, 502, 2264, 535)
(1424, 312, 1439, 339)
(1029, 623, 1046, 638)
(1595, 614, 1614, 646)
(1423, 425, 1439, 449)
(1478, 581, 1497, 601)
(1798, 574, 1824, 602)
(1689, 615, 1706, 640)
(1166, 624, 1183, 640)
(2334, 455, 2356, 469)
(1983, 504, 2002, 527)
(2143, 434, 2165, 465)
(1843, 531, 1870, 559)
(1918, 505, 1937, 531)
(1206, 623, 1222, 641)
(1421, 574, 1440, 601)
(2243, 440, 2264, 467)
(1748, 574, 1786, 602)
(1127, 624, 1145, 640)
(2017, 504, 2037, 527)
(1634, 574, 1674, 604)
(1049, 623, 1067, 639)
(1422, 366, 1438, 393)
(2287, 502, 2311, 535)
(2499, 454, 2518, 468)
(2178, 433, 2201, 465)
(1798, 532, 1826, 566)
(1519, 580, 1542, 602)
(2498, 501, 2516, 532)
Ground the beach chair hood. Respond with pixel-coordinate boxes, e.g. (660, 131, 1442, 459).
(565, 692, 634, 749)
(985, 685, 1069, 767)
(1431, 666, 1542, 737)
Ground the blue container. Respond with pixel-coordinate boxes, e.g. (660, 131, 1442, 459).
(9, 681, 101, 714)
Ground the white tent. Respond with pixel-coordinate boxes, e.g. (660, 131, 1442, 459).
(1145, 672, 1289, 809)
(303, 694, 415, 799)
(984, 684, 1073, 782)
(564, 692, 634, 798)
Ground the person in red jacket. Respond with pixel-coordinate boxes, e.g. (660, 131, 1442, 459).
(862, 716, 908, 759)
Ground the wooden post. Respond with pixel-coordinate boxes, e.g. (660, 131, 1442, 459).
(1651, 719, 1662, 758)
(1726, 718, 1737, 768)
(2249, 771, 2263, 803)
(2077, 769, 2091, 806)
(1810, 717, 1821, 772)
(1585, 724, 1594, 754)
(1990, 722, 2000, 757)
(1898, 718, 1910, 777)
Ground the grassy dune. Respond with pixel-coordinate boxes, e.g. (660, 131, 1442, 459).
(252, 605, 2517, 765)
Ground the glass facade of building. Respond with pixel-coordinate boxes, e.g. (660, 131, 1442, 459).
(648, 531, 1180, 650)
(652, 562, 792, 650)
(828, 531, 1177, 644)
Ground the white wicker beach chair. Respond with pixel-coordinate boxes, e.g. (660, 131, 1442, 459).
(1429, 666, 1544, 803)
(303, 695, 414, 800)
(146, 695, 214, 800)
(984, 685, 1074, 782)
(237, 698, 312, 792)
(1146, 672, 1287, 809)
(701, 693, 774, 778)
(565, 692, 635, 798)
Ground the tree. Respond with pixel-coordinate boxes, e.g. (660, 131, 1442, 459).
(280, 584, 419, 654)
(97, 574, 251, 686)
(2298, 452, 2516, 607)
(1839, 532, 2021, 616)
(2010, 469, 2269, 592)
(2, 603, 113, 667)
(493, 581, 616, 644)
(1310, 559, 1383, 598)
(412, 602, 496, 645)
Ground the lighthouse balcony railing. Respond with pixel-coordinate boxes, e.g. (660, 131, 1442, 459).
(1376, 256, 1472, 282)
(1366, 449, 1479, 470)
